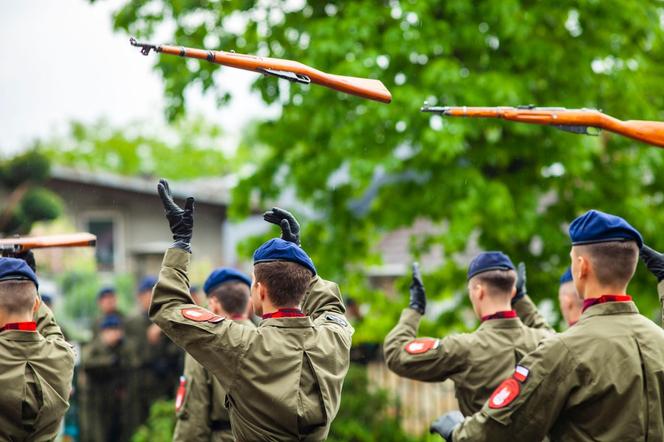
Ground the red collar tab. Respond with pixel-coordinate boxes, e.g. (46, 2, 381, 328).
(0, 321, 37, 332)
(262, 308, 305, 319)
(481, 310, 517, 322)
(582, 295, 632, 313)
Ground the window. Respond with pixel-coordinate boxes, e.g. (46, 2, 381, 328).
(87, 218, 115, 271)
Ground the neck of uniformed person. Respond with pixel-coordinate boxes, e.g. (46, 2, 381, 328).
(0, 256, 75, 441)
(444, 209, 664, 442)
(384, 253, 552, 418)
(151, 179, 353, 441)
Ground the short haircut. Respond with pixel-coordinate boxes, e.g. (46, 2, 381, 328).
(576, 241, 639, 287)
(471, 269, 516, 296)
(253, 261, 312, 308)
(208, 281, 250, 315)
(0, 280, 38, 316)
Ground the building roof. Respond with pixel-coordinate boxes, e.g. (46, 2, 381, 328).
(50, 165, 230, 206)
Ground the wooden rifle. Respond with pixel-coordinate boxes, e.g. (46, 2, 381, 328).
(130, 37, 392, 104)
(0, 233, 97, 255)
(421, 104, 664, 148)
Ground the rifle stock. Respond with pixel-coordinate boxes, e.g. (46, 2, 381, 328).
(130, 38, 392, 104)
(0, 233, 97, 254)
(421, 104, 664, 148)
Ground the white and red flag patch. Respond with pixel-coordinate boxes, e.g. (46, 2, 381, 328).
(488, 378, 520, 409)
(514, 365, 529, 382)
(405, 338, 440, 355)
(175, 376, 187, 413)
(181, 307, 225, 323)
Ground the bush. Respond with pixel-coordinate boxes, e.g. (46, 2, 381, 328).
(131, 400, 176, 442)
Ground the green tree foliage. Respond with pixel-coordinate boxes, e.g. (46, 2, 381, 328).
(131, 400, 176, 442)
(106, 1, 664, 338)
(41, 117, 232, 179)
(0, 150, 63, 235)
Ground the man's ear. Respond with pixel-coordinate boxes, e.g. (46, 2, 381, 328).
(258, 282, 268, 302)
(476, 284, 485, 302)
(33, 296, 41, 314)
(511, 286, 517, 299)
(578, 256, 590, 279)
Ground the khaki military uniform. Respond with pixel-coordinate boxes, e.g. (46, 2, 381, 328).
(125, 310, 183, 433)
(80, 336, 133, 442)
(151, 248, 353, 441)
(452, 299, 664, 441)
(0, 302, 75, 441)
(384, 308, 552, 416)
(658, 281, 664, 326)
(173, 318, 255, 442)
(513, 295, 556, 333)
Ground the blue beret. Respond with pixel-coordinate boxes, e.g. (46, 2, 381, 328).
(467, 251, 515, 280)
(41, 293, 53, 305)
(559, 268, 573, 285)
(99, 314, 122, 330)
(203, 268, 252, 295)
(0, 257, 38, 289)
(569, 210, 642, 248)
(137, 276, 157, 294)
(253, 238, 316, 275)
(97, 286, 116, 299)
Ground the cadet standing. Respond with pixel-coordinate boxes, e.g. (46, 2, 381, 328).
(557, 268, 583, 327)
(125, 276, 183, 433)
(436, 210, 664, 441)
(0, 256, 76, 440)
(173, 267, 255, 442)
(92, 286, 124, 336)
(151, 180, 353, 441)
(81, 314, 133, 442)
(384, 253, 552, 417)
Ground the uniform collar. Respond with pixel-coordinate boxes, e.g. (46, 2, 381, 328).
(0, 329, 42, 342)
(481, 310, 517, 322)
(582, 295, 632, 313)
(579, 297, 639, 320)
(261, 308, 305, 319)
(0, 321, 37, 332)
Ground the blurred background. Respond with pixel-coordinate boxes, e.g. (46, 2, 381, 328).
(1, 0, 664, 440)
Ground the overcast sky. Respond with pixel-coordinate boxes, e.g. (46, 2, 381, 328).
(0, 0, 270, 155)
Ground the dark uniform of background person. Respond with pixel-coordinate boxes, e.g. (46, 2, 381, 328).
(125, 275, 183, 433)
(92, 286, 124, 337)
(151, 180, 354, 441)
(173, 267, 255, 442)
(432, 210, 664, 441)
(80, 314, 134, 442)
(384, 253, 552, 417)
(0, 255, 76, 440)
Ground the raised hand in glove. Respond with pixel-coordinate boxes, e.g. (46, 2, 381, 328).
(14, 250, 36, 273)
(409, 262, 426, 315)
(157, 179, 194, 252)
(640, 245, 664, 282)
(430, 410, 464, 441)
(263, 207, 300, 246)
(513, 262, 527, 304)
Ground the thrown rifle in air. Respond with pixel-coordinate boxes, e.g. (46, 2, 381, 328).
(0, 233, 97, 255)
(421, 104, 664, 148)
(130, 37, 392, 104)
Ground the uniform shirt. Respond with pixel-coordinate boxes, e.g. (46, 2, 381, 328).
(150, 248, 354, 442)
(173, 318, 255, 442)
(513, 295, 556, 333)
(384, 308, 552, 416)
(0, 302, 75, 441)
(452, 299, 664, 441)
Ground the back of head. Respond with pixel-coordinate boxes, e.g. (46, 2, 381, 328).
(575, 241, 639, 288)
(209, 281, 250, 315)
(0, 280, 38, 317)
(254, 261, 312, 308)
(470, 269, 517, 298)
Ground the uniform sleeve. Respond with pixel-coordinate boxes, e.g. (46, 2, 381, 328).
(173, 355, 212, 442)
(301, 275, 346, 319)
(81, 339, 119, 376)
(513, 295, 556, 333)
(452, 337, 578, 441)
(149, 248, 255, 391)
(383, 308, 469, 382)
(34, 300, 66, 340)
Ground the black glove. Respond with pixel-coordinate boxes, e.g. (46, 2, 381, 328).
(430, 410, 464, 441)
(409, 262, 426, 315)
(263, 207, 301, 246)
(157, 179, 194, 252)
(14, 250, 36, 273)
(640, 245, 664, 282)
(513, 262, 527, 304)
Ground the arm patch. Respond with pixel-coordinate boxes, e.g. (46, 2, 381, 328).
(325, 314, 348, 327)
(181, 307, 225, 323)
(405, 338, 440, 354)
